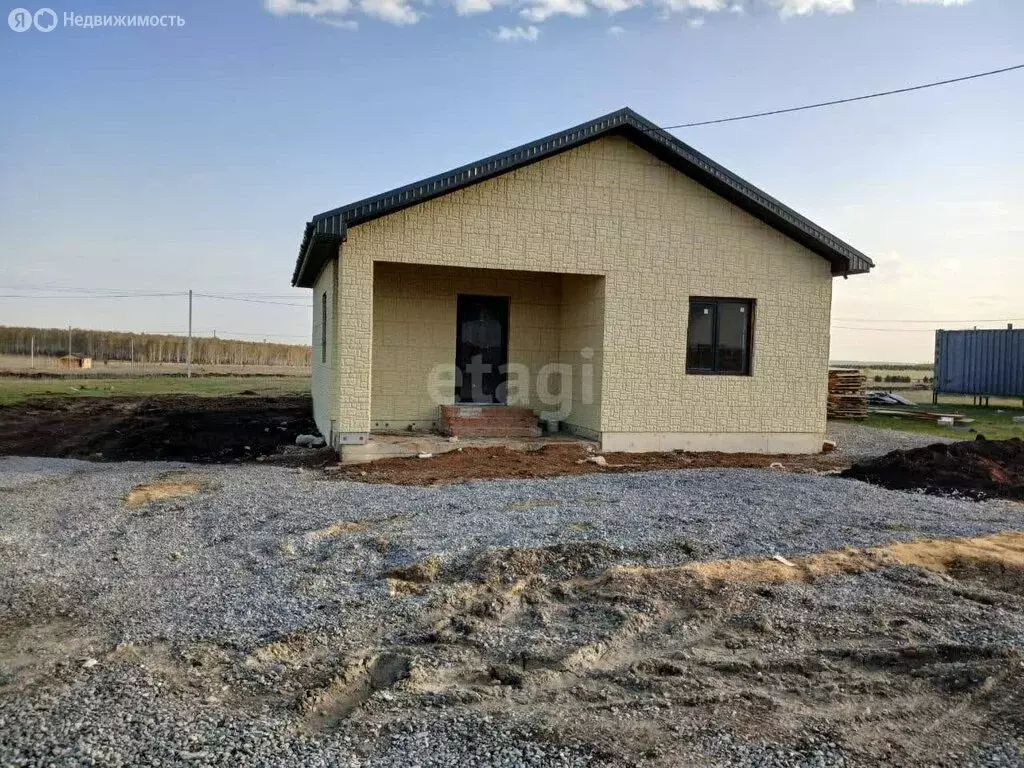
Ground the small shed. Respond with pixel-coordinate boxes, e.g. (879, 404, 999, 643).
(57, 355, 93, 370)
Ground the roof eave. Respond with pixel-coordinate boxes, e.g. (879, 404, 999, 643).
(293, 220, 346, 288)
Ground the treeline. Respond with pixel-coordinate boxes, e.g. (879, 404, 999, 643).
(0, 326, 311, 367)
(832, 361, 933, 370)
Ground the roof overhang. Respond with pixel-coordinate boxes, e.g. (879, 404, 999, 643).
(294, 219, 346, 289)
(291, 107, 874, 287)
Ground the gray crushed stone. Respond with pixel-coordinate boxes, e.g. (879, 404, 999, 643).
(2, 456, 1023, 767)
(826, 420, 956, 459)
(2, 458, 1020, 645)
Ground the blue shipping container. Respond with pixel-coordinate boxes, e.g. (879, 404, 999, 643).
(934, 329, 1024, 398)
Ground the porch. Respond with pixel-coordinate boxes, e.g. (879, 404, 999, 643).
(359, 262, 605, 453)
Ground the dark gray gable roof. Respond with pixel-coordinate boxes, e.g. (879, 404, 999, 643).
(292, 107, 873, 287)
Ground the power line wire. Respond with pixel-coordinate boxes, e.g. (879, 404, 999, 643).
(0, 285, 306, 299)
(0, 290, 309, 307)
(193, 293, 310, 307)
(660, 64, 1024, 130)
(204, 330, 310, 339)
(0, 293, 182, 299)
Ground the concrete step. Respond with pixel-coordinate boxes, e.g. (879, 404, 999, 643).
(443, 425, 543, 439)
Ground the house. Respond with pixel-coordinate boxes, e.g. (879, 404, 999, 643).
(291, 108, 873, 461)
(57, 355, 93, 370)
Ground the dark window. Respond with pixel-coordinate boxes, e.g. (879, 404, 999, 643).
(321, 292, 328, 364)
(686, 298, 753, 375)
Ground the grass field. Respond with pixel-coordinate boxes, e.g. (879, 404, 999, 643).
(864, 389, 1024, 441)
(0, 376, 311, 405)
(0, 354, 310, 378)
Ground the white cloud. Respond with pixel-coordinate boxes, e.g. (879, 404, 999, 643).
(263, 0, 972, 31)
(520, 0, 588, 21)
(590, 0, 643, 13)
(607, 23, 626, 33)
(771, 0, 854, 17)
(659, 0, 725, 10)
(454, 0, 505, 14)
(359, 0, 423, 23)
(494, 23, 540, 39)
(264, 0, 353, 15)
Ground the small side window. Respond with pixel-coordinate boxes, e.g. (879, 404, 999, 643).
(686, 298, 754, 375)
(321, 292, 328, 364)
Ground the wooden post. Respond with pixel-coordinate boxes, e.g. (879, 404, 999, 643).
(30, 337, 34, 368)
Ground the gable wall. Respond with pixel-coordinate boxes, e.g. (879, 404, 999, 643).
(332, 135, 833, 444)
(310, 260, 337, 439)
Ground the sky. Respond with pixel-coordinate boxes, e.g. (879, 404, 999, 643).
(0, 0, 1021, 362)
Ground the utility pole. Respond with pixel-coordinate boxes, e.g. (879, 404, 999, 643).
(30, 337, 35, 368)
(130, 336, 135, 367)
(67, 324, 72, 356)
(186, 289, 193, 379)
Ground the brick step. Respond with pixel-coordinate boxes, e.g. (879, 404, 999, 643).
(439, 405, 541, 439)
(440, 405, 536, 420)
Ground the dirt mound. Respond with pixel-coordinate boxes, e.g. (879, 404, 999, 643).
(459, 541, 624, 584)
(842, 437, 1024, 500)
(0, 395, 322, 464)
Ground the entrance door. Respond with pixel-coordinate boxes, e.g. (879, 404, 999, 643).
(455, 294, 509, 404)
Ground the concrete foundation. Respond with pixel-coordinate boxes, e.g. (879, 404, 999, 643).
(338, 432, 595, 465)
(599, 432, 826, 455)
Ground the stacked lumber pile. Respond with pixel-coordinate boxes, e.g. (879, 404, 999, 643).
(828, 368, 868, 419)
(869, 408, 972, 424)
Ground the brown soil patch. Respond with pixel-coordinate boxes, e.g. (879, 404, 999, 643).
(0, 620, 104, 689)
(0, 394, 323, 464)
(124, 480, 205, 508)
(304, 521, 373, 542)
(607, 531, 1024, 591)
(843, 437, 1024, 500)
(333, 444, 846, 485)
(386, 555, 444, 584)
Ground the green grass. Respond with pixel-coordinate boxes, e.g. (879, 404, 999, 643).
(0, 376, 311, 405)
(864, 400, 1024, 442)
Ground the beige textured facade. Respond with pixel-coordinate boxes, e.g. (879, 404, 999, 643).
(311, 134, 837, 454)
(310, 259, 337, 439)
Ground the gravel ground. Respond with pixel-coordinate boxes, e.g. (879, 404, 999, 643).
(1, 456, 1023, 767)
(826, 420, 955, 459)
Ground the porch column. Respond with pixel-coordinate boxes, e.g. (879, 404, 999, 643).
(333, 245, 373, 441)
